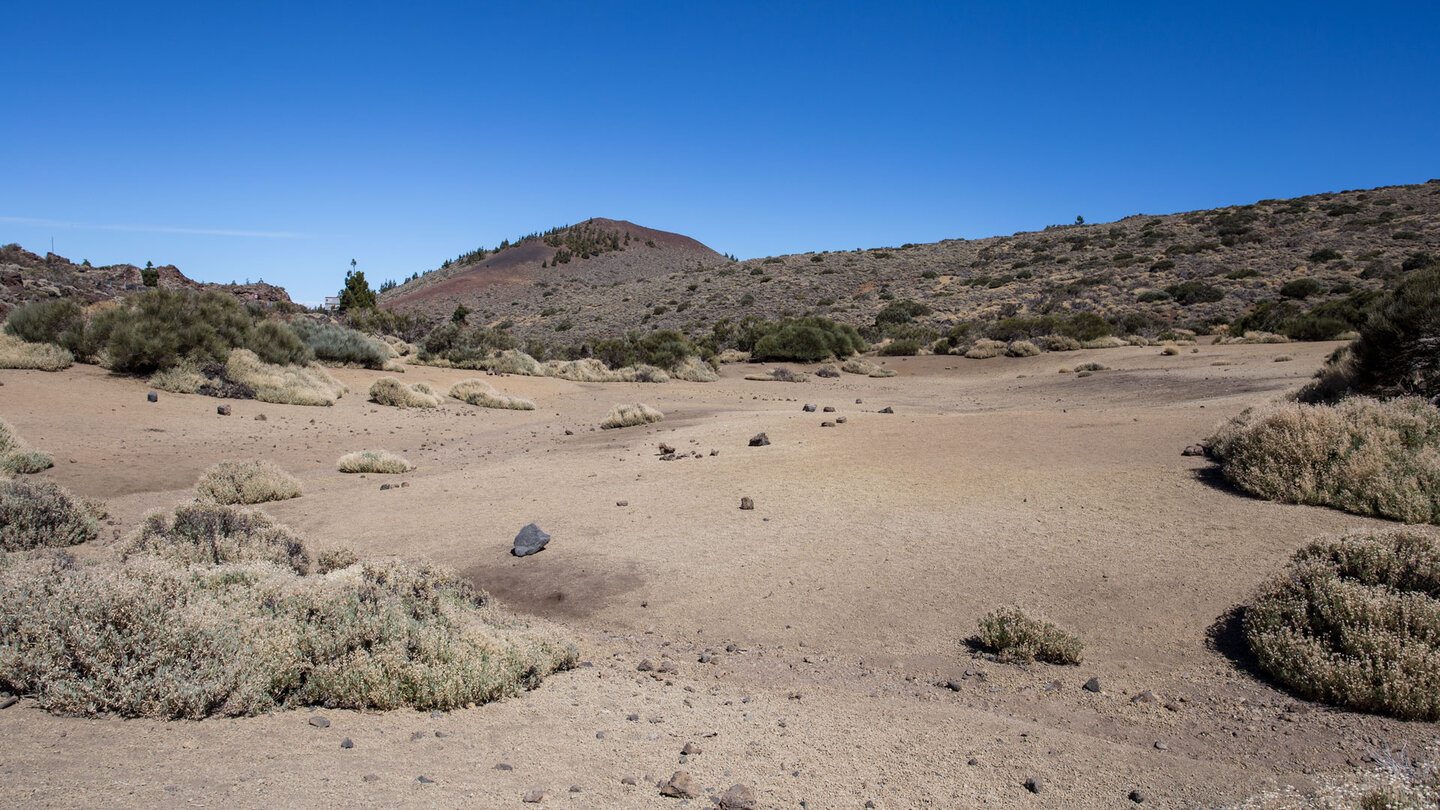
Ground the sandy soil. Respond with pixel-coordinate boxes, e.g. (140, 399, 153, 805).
(2, 340, 1436, 809)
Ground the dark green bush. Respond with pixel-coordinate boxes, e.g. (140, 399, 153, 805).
(1347, 262, 1440, 398)
(878, 339, 921, 356)
(1279, 278, 1323, 299)
(1137, 289, 1171, 303)
(751, 317, 866, 362)
(3, 299, 88, 355)
(246, 320, 313, 366)
(1165, 281, 1224, 305)
(100, 289, 253, 374)
(1226, 268, 1260, 280)
(1307, 248, 1343, 263)
(874, 299, 932, 329)
(419, 322, 519, 367)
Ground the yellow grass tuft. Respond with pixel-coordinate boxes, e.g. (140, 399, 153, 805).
(600, 403, 664, 429)
(195, 460, 302, 505)
(337, 449, 414, 474)
(447, 378, 535, 410)
(0, 418, 53, 475)
(369, 376, 441, 408)
(964, 339, 1006, 359)
(0, 333, 72, 371)
(226, 349, 346, 406)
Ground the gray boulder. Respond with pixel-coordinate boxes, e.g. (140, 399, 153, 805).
(512, 523, 551, 557)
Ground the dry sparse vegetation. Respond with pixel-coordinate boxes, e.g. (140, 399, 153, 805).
(194, 460, 303, 505)
(0, 419, 53, 475)
(122, 501, 313, 573)
(226, 349, 347, 406)
(369, 376, 441, 408)
(448, 378, 535, 410)
(600, 403, 664, 430)
(1245, 527, 1440, 720)
(842, 357, 898, 377)
(0, 478, 98, 551)
(1208, 397, 1440, 523)
(336, 449, 414, 474)
(0, 511, 577, 718)
(977, 606, 1084, 665)
(0, 333, 73, 371)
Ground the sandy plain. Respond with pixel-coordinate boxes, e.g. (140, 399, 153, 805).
(1, 339, 1434, 809)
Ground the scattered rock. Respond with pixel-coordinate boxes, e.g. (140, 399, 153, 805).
(1131, 691, 1157, 704)
(621, 776, 637, 786)
(855, 398, 863, 404)
(1181, 444, 1207, 457)
(522, 788, 548, 803)
(656, 660, 677, 674)
(512, 523, 550, 557)
(1083, 677, 1102, 693)
(1129, 789, 1148, 803)
(380, 483, 392, 491)
(146, 391, 158, 402)
(417, 776, 435, 784)
(361, 774, 378, 783)
(0, 696, 18, 710)
(748, 432, 770, 447)
(495, 763, 514, 771)
(658, 443, 676, 454)
(681, 741, 702, 755)
(340, 737, 353, 749)
(637, 659, 655, 672)
(1024, 776, 1043, 794)
(216, 405, 231, 416)
(822, 406, 835, 412)
(835, 416, 847, 424)
(944, 680, 962, 691)
(718, 783, 757, 809)
(802, 404, 817, 412)
(616, 500, 628, 507)
(659, 771, 700, 799)
(878, 406, 894, 414)
(820, 421, 835, 427)
(1153, 741, 1168, 751)
(569, 785, 582, 793)
(308, 716, 330, 728)
(739, 496, 754, 510)
(254, 413, 267, 421)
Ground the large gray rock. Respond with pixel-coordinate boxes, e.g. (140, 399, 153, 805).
(512, 523, 551, 557)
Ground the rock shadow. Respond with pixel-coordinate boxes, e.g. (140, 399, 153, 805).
(463, 552, 645, 623)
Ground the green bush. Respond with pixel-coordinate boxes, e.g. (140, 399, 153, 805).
(245, 320, 313, 366)
(97, 289, 254, 375)
(1208, 397, 1440, 523)
(286, 319, 388, 369)
(977, 607, 1083, 665)
(1279, 278, 1323, 299)
(0, 478, 98, 551)
(874, 299, 932, 329)
(751, 317, 866, 362)
(1307, 248, 1343, 263)
(3, 299, 88, 354)
(418, 322, 519, 367)
(1164, 281, 1224, 305)
(1245, 528, 1440, 720)
(1347, 262, 1440, 399)
(878, 339, 921, 356)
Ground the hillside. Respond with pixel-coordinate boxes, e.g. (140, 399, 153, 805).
(381, 182, 1439, 346)
(0, 243, 292, 319)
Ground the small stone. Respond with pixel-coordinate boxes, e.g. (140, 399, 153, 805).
(1153, 741, 1168, 751)
(718, 783, 757, 809)
(878, 406, 894, 414)
(967, 758, 979, 766)
(512, 523, 551, 557)
(340, 737, 353, 749)
(254, 413, 267, 421)
(1024, 776, 1043, 794)
(659, 771, 700, 798)
(361, 774, 379, 783)
(681, 741, 702, 755)
(595, 731, 605, 739)
(836, 416, 847, 424)
(748, 432, 770, 447)
(616, 500, 628, 507)
(855, 398, 863, 404)
(739, 496, 754, 510)
(627, 713, 640, 721)
(216, 405, 231, 416)
(308, 716, 330, 728)
(637, 659, 654, 672)
(1181, 444, 1207, 457)
(656, 660, 677, 674)
(569, 785, 582, 793)
(802, 404, 817, 412)
(1131, 691, 1157, 704)
(146, 391, 158, 402)
(944, 680, 962, 691)
(400, 481, 409, 488)
(621, 776, 637, 785)
(1129, 789, 1148, 803)
(522, 788, 548, 803)
(822, 406, 835, 412)
(820, 421, 835, 427)
(417, 776, 435, 784)
(0, 696, 18, 710)
(1083, 677, 1102, 693)
(495, 763, 514, 771)
(659, 443, 676, 454)
(380, 483, 392, 491)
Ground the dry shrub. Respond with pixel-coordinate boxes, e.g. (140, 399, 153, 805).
(0, 534, 577, 718)
(1245, 527, 1440, 720)
(123, 501, 312, 573)
(226, 349, 346, 406)
(369, 376, 441, 408)
(149, 361, 208, 394)
(0, 419, 53, 475)
(1073, 362, 1108, 372)
(977, 606, 1083, 665)
(1080, 336, 1128, 349)
(541, 358, 670, 383)
(815, 364, 841, 378)
(716, 349, 750, 364)
(1224, 331, 1290, 344)
(744, 366, 810, 382)
(1275, 355, 1294, 363)
(1160, 345, 1181, 356)
(1208, 397, 1440, 523)
(195, 460, 302, 505)
(0, 333, 72, 371)
(337, 449, 413, 474)
(447, 378, 535, 410)
(486, 349, 545, 376)
(600, 403, 664, 430)
(964, 339, 1006, 359)
(1040, 335, 1081, 352)
(1006, 340, 1041, 358)
(669, 355, 720, 382)
(0, 478, 98, 551)
(841, 357, 897, 377)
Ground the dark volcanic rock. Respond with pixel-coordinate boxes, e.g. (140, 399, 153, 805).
(748, 433, 770, 447)
(512, 523, 551, 557)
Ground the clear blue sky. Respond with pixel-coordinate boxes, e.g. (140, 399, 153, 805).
(4, 1, 1437, 304)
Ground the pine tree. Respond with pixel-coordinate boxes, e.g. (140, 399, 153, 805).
(338, 269, 377, 311)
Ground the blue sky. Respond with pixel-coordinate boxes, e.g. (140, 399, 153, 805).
(4, 2, 1437, 304)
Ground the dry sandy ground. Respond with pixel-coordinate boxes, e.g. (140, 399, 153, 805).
(2, 341, 1436, 809)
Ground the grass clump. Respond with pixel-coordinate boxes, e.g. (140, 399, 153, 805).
(841, 357, 898, 377)
(195, 460, 302, 505)
(337, 449, 413, 474)
(1006, 340, 1041, 358)
(226, 349, 346, 406)
(0, 419, 53, 475)
(1208, 397, 1440, 524)
(0, 478, 98, 550)
(977, 606, 1083, 665)
(369, 376, 441, 408)
(448, 378, 535, 410)
(964, 339, 1007, 359)
(0, 333, 73, 371)
(0, 514, 577, 718)
(600, 403, 664, 430)
(1244, 527, 1440, 720)
(744, 366, 810, 382)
